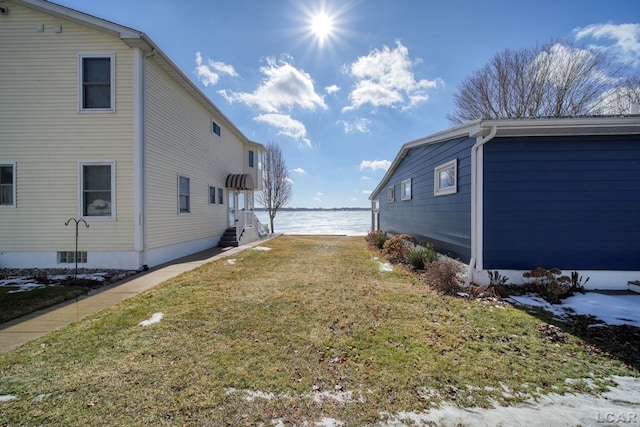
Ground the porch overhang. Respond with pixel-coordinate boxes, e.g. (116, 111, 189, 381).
(225, 173, 254, 190)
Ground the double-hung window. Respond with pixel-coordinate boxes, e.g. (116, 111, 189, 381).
(179, 175, 191, 214)
(0, 163, 16, 207)
(80, 161, 115, 219)
(79, 53, 115, 111)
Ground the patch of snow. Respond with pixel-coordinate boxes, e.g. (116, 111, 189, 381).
(33, 393, 52, 402)
(378, 262, 393, 272)
(226, 259, 236, 265)
(0, 395, 17, 402)
(253, 246, 272, 251)
(0, 271, 111, 293)
(0, 277, 49, 293)
(507, 292, 640, 327)
(312, 390, 364, 404)
(138, 312, 163, 327)
(379, 376, 640, 427)
(315, 418, 345, 426)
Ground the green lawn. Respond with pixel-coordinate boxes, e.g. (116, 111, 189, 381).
(0, 236, 636, 425)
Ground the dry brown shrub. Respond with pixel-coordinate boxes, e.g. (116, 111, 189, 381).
(382, 234, 413, 263)
(422, 258, 464, 295)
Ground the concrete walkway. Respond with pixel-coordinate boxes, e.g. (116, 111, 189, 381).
(0, 237, 276, 354)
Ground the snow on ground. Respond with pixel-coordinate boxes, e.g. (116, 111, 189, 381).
(507, 292, 640, 327)
(372, 256, 393, 272)
(0, 272, 109, 293)
(380, 376, 640, 427)
(138, 312, 163, 327)
(253, 246, 272, 251)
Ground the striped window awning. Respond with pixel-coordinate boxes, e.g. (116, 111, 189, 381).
(225, 173, 255, 190)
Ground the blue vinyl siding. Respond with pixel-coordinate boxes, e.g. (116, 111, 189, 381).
(379, 136, 474, 262)
(483, 135, 640, 270)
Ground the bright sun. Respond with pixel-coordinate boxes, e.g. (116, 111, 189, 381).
(310, 12, 333, 42)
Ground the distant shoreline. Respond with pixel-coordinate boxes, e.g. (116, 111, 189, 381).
(254, 207, 370, 212)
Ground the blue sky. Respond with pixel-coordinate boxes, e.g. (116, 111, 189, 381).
(56, 0, 640, 208)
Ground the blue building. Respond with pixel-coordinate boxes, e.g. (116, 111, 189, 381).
(369, 117, 640, 290)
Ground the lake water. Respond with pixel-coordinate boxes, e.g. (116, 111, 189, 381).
(255, 210, 372, 236)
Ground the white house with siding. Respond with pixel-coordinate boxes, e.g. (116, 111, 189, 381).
(0, 0, 265, 270)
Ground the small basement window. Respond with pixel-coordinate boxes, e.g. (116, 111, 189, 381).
(401, 178, 412, 200)
(434, 159, 457, 196)
(58, 251, 87, 264)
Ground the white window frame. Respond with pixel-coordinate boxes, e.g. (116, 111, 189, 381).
(78, 52, 116, 113)
(434, 159, 457, 196)
(178, 174, 191, 214)
(387, 186, 395, 203)
(0, 162, 16, 208)
(79, 161, 116, 220)
(401, 178, 412, 201)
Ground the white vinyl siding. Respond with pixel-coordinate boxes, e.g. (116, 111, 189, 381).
(144, 61, 243, 249)
(0, 4, 135, 251)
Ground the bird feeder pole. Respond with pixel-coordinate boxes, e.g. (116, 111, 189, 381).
(65, 218, 89, 279)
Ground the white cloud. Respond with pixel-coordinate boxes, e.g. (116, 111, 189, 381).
(225, 57, 327, 113)
(575, 23, 640, 66)
(362, 190, 372, 195)
(338, 118, 371, 134)
(360, 160, 391, 172)
(361, 176, 372, 180)
(325, 84, 340, 94)
(254, 113, 312, 147)
(194, 51, 238, 87)
(292, 167, 307, 175)
(343, 41, 441, 112)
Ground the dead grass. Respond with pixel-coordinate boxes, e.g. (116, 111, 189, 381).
(0, 236, 637, 425)
(0, 285, 88, 323)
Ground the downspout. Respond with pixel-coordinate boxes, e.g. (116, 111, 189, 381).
(466, 125, 497, 286)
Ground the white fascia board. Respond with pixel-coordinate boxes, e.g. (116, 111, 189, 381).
(480, 116, 640, 137)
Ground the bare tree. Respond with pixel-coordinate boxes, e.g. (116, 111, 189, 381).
(448, 41, 619, 124)
(256, 141, 292, 233)
(591, 75, 640, 115)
